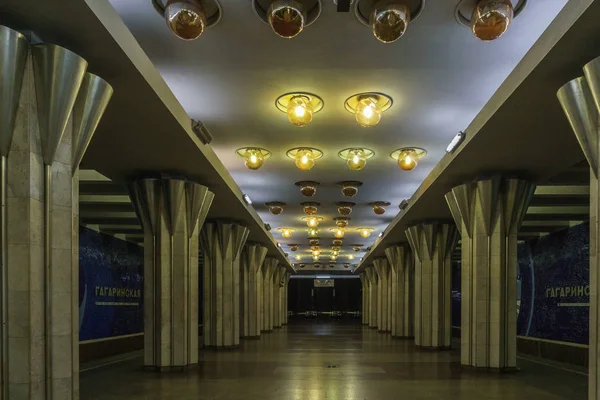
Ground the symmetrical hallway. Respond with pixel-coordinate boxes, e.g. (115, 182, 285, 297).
(81, 322, 586, 400)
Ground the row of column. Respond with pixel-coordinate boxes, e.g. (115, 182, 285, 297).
(360, 176, 534, 372)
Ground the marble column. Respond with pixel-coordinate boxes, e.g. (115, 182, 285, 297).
(1, 31, 115, 399)
(130, 178, 213, 366)
(406, 223, 458, 349)
(445, 178, 534, 370)
(272, 266, 283, 329)
(386, 245, 414, 339)
(365, 266, 378, 329)
(200, 222, 249, 348)
(558, 67, 600, 397)
(240, 244, 267, 339)
(373, 258, 391, 333)
(360, 273, 368, 325)
(261, 257, 278, 332)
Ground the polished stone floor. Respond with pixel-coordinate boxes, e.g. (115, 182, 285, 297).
(81, 321, 587, 400)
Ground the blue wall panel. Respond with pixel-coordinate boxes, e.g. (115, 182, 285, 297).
(79, 226, 144, 341)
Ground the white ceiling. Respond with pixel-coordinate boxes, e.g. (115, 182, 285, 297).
(108, 0, 566, 270)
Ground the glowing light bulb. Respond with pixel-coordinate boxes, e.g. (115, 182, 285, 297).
(355, 98, 381, 127)
(371, 4, 410, 43)
(330, 255, 337, 261)
(295, 254, 302, 261)
(295, 149, 316, 171)
(306, 217, 319, 228)
(308, 229, 318, 237)
(359, 228, 373, 238)
(398, 150, 417, 171)
(165, 0, 207, 40)
(332, 250, 339, 256)
(282, 229, 293, 238)
(312, 249, 320, 257)
(286, 96, 313, 126)
(346, 149, 367, 171)
(471, 0, 513, 41)
(268, 1, 305, 39)
(243, 148, 265, 170)
(348, 254, 355, 260)
(333, 229, 345, 239)
(313, 255, 319, 261)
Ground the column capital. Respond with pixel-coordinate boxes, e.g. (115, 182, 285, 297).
(200, 222, 249, 261)
(405, 222, 457, 263)
(242, 244, 268, 274)
(384, 244, 411, 273)
(373, 257, 390, 279)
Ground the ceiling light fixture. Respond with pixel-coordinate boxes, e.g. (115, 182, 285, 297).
(295, 180, 321, 197)
(357, 228, 374, 238)
(338, 148, 375, 171)
(309, 238, 320, 246)
(153, 0, 222, 40)
(345, 92, 392, 127)
(289, 244, 299, 251)
(454, 0, 526, 42)
(303, 216, 323, 228)
(313, 255, 320, 262)
(276, 93, 324, 126)
(253, 0, 322, 38)
(335, 202, 356, 216)
(330, 255, 337, 261)
(301, 201, 320, 215)
(344, 263, 350, 268)
(399, 199, 409, 210)
(287, 148, 323, 171)
(295, 254, 303, 261)
(235, 147, 271, 170)
(338, 181, 363, 197)
(332, 239, 343, 247)
(265, 201, 286, 215)
(308, 228, 319, 237)
(331, 228, 346, 239)
(351, 245, 362, 252)
(331, 249, 339, 256)
(371, 3, 410, 43)
(243, 194, 253, 205)
(347, 254, 355, 260)
(370, 201, 391, 215)
(278, 228, 295, 238)
(333, 217, 350, 228)
(378, 232, 384, 238)
(446, 131, 465, 153)
(390, 147, 427, 171)
(312, 249, 321, 257)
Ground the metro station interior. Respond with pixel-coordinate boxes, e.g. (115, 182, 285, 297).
(0, 0, 599, 399)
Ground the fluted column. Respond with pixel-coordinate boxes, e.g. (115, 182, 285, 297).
(558, 65, 600, 397)
(240, 244, 267, 339)
(200, 222, 249, 348)
(365, 266, 378, 329)
(406, 223, 458, 349)
(272, 266, 283, 328)
(282, 272, 290, 325)
(386, 245, 414, 338)
(446, 177, 534, 369)
(373, 258, 391, 333)
(131, 178, 213, 366)
(360, 273, 368, 325)
(262, 258, 278, 332)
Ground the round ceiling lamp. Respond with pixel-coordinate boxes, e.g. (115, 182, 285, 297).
(344, 263, 350, 268)
(370, 201, 391, 215)
(354, 0, 424, 43)
(371, 3, 410, 43)
(313, 255, 320, 262)
(338, 181, 363, 197)
(454, 0, 526, 41)
(330, 264, 336, 269)
(301, 201, 320, 215)
(235, 147, 271, 170)
(295, 254, 303, 260)
(345, 92, 392, 127)
(295, 181, 321, 197)
(298, 263, 305, 268)
(312, 249, 320, 257)
(357, 228, 374, 238)
(351, 245, 362, 252)
(347, 254, 355, 260)
(335, 202, 356, 216)
(287, 148, 323, 171)
(308, 228, 319, 237)
(308, 238, 320, 246)
(276, 93, 324, 126)
(330, 255, 337, 261)
(265, 201, 286, 215)
(331, 228, 346, 239)
(338, 148, 375, 171)
(289, 244, 299, 251)
(331, 249, 339, 256)
(303, 216, 323, 228)
(332, 239, 343, 247)
(153, 0, 222, 40)
(333, 217, 350, 228)
(253, 0, 322, 38)
(390, 147, 427, 171)
(278, 228, 295, 238)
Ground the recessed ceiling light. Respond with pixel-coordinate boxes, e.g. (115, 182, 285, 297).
(357, 228, 374, 238)
(287, 148, 323, 171)
(243, 194, 252, 205)
(333, 217, 350, 228)
(277, 228, 295, 238)
(371, 3, 410, 43)
(265, 201, 286, 215)
(369, 201, 391, 215)
(390, 147, 427, 171)
(337, 181, 363, 197)
(276, 93, 324, 127)
(303, 216, 323, 228)
(335, 202, 356, 216)
(153, 0, 223, 40)
(295, 181, 321, 197)
(338, 148, 375, 171)
(345, 92, 392, 127)
(236, 147, 271, 170)
(446, 131, 465, 153)
(454, 0, 526, 42)
(300, 201, 320, 215)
